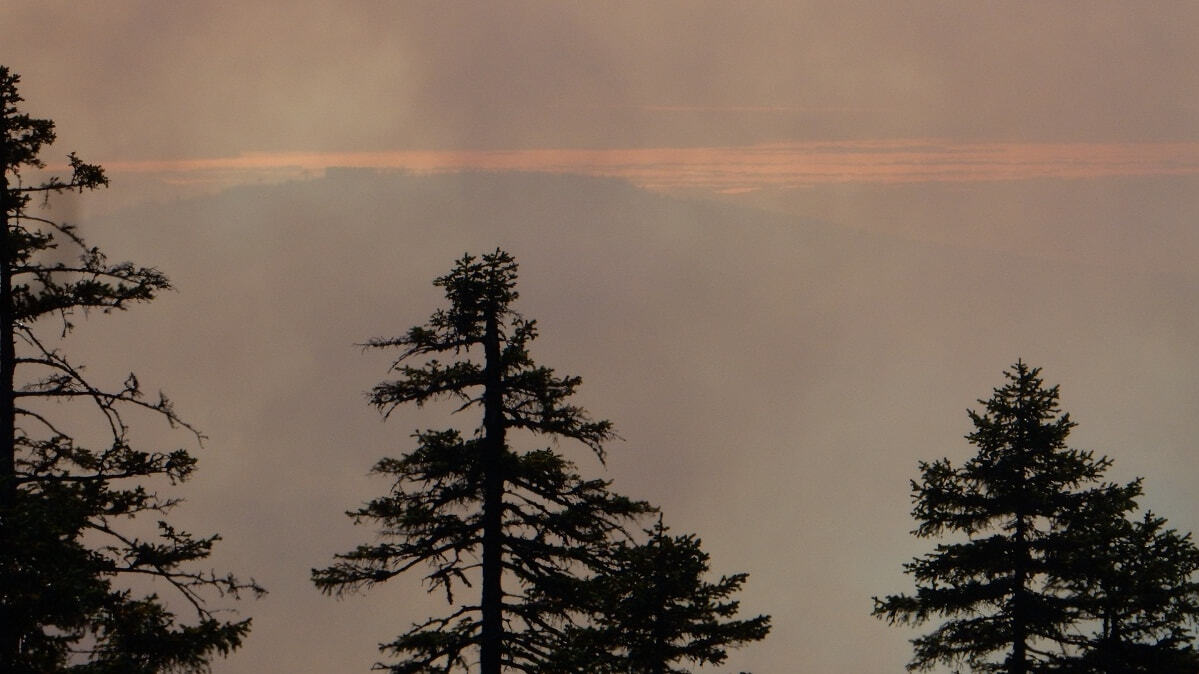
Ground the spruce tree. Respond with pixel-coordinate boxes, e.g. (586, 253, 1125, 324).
(547, 516, 771, 673)
(873, 361, 1141, 673)
(0, 66, 261, 672)
(312, 250, 652, 673)
(1051, 508, 1199, 673)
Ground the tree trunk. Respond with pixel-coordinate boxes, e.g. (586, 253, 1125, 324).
(1010, 415, 1030, 674)
(1010, 512, 1028, 674)
(479, 307, 505, 674)
(651, 528, 668, 674)
(0, 137, 19, 674)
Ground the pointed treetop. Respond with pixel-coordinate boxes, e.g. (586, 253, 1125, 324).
(433, 249, 519, 342)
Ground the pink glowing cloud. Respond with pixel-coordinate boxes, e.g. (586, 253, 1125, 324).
(101, 140, 1199, 193)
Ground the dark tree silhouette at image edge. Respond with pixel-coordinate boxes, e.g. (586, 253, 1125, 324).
(313, 250, 652, 674)
(873, 361, 1199, 673)
(0, 65, 262, 673)
(1051, 504, 1199, 672)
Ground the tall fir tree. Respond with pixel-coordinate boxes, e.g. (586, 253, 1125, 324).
(312, 250, 652, 673)
(872, 361, 1142, 673)
(546, 516, 771, 674)
(0, 65, 262, 673)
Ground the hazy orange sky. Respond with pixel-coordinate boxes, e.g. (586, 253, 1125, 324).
(3, 3, 1199, 673)
(9, 1, 1198, 259)
(8, 2, 1199, 209)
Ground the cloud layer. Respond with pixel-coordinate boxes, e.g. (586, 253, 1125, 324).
(4, 2, 1198, 162)
(98, 140, 1199, 193)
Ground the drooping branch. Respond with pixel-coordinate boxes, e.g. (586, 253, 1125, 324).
(15, 327, 202, 443)
(87, 519, 264, 619)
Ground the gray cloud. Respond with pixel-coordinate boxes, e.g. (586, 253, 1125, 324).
(2, 1, 1197, 163)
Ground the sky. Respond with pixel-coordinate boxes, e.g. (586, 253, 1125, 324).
(3, 2, 1199, 672)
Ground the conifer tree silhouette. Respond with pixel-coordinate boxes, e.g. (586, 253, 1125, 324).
(874, 361, 1199, 673)
(0, 65, 261, 674)
(546, 516, 770, 673)
(313, 250, 651, 673)
(1051, 508, 1199, 672)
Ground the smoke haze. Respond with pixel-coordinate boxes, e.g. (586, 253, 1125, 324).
(3, 3, 1198, 671)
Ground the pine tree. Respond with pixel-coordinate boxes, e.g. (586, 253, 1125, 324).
(547, 516, 771, 673)
(0, 65, 262, 673)
(1050, 507, 1199, 673)
(312, 250, 652, 673)
(872, 361, 1141, 673)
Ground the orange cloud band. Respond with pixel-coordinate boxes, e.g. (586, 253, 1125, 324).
(102, 139, 1199, 191)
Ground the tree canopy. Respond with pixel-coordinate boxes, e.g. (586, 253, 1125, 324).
(0, 65, 261, 673)
(1051, 507, 1199, 673)
(312, 250, 653, 673)
(873, 361, 1199, 673)
(547, 516, 771, 673)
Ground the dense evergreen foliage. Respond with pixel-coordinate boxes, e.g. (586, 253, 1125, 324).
(547, 517, 771, 673)
(312, 250, 653, 673)
(0, 65, 262, 673)
(1051, 508, 1199, 673)
(874, 361, 1199, 673)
